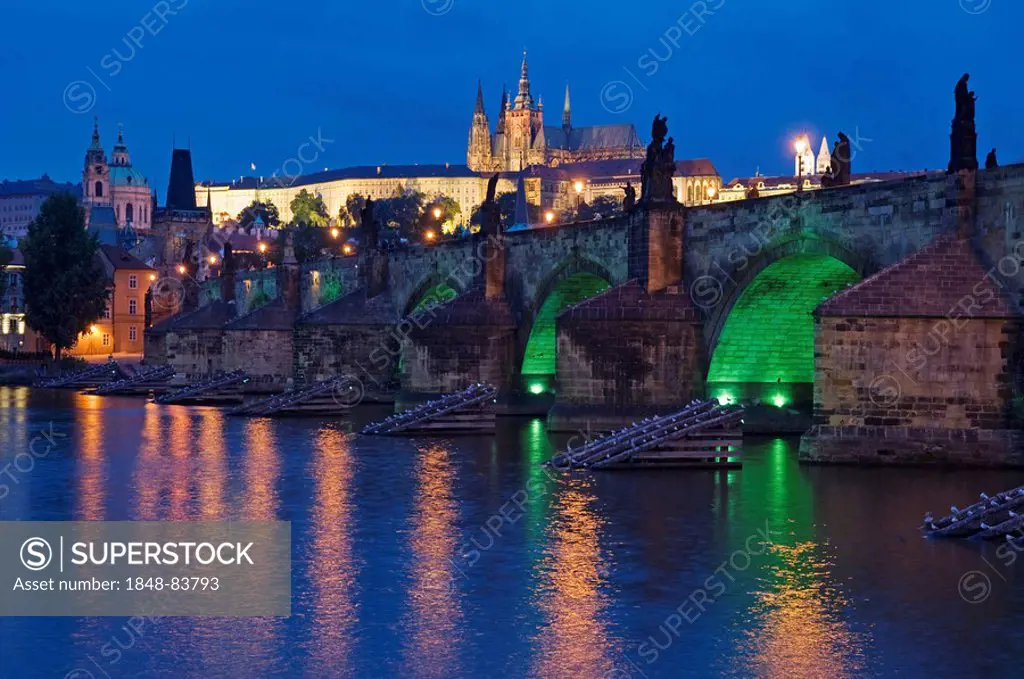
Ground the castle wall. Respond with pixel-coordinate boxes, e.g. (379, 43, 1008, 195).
(164, 329, 225, 380)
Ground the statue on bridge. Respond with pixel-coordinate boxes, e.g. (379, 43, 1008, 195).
(949, 73, 979, 173)
(986, 148, 999, 169)
(623, 182, 636, 212)
(820, 132, 852, 188)
(480, 174, 502, 238)
(640, 114, 677, 205)
(360, 198, 379, 249)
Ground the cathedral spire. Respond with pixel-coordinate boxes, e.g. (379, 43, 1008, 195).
(563, 83, 572, 129)
(474, 80, 486, 115)
(514, 50, 533, 110)
(496, 85, 508, 135)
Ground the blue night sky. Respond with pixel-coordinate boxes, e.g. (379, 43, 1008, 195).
(1, 0, 1022, 194)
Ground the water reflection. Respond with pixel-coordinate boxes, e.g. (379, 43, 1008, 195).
(306, 426, 359, 673)
(403, 443, 463, 678)
(243, 417, 281, 519)
(530, 476, 614, 678)
(197, 408, 227, 519)
(74, 393, 106, 520)
(733, 540, 869, 678)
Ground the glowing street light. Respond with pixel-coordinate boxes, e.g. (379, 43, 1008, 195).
(794, 134, 810, 191)
(176, 264, 186, 275)
(573, 180, 585, 194)
(705, 185, 717, 204)
(258, 242, 268, 254)
(573, 180, 585, 219)
(432, 207, 442, 220)
(342, 244, 354, 255)
(425, 230, 436, 242)
(544, 210, 555, 224)
(330, 227, 340, 239)
(148, 273, 157, 281)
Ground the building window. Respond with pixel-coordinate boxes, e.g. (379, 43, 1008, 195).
(95, 181, 104, 198)
(102, 334, 110, 347)
(17, 320, 25, 335)
(128, 298, 137, 315)
(126, 203, 134, 223)
(128, 274, 138, 289)
(129, 326, 137, 342)
(103, 304, 111, 320)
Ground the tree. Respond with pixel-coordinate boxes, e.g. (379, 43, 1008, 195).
(237, 199, 281, 230)
(424, 195, 463, 235)
(338, 193, 367, 228)
(470, 192, 539, 229)
(0, 244, 11, 303)
(289, 189, 329, 228)
(375, 186, 425, 241)
(21, 194, 109, 359)
(292, 224, 329, 263)
(578, 194, 624, 221)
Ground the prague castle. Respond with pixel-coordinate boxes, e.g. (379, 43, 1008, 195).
(467, 52, 644, 172)
(198, 54, 720, 225)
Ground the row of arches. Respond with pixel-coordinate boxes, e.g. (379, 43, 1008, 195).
(401, 241, 865, 403)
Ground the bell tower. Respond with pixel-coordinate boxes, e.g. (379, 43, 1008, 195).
(83, 118, 110, 208)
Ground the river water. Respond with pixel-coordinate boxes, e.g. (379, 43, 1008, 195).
(0, 387, 1022, 678)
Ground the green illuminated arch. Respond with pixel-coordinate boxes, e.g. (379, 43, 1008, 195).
(405, 275, 461, 316)
(521, 271, 611, 392)
(707, 253, 859, 402)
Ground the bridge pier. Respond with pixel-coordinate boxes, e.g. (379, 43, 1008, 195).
(549, 205, 708, 431)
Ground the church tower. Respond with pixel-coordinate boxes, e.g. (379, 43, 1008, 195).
(504, 51, 546, 172)
(83, 118, 110, 208)
(815, 136, 832, 175)
(467, 81, 494, 172)
(563, 84, 572, 130)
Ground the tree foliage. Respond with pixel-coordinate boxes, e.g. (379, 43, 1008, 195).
(578, 194, 624, 221)
(0, 244, 12, 303)
(424, 195, 463, 234)
(21, 194, 109, 358)
(289, 189, 330, 228)
(338, 193, 367, 228)
(375, 186, 425, 241)
(292, 224, 328, 263)
(237, 199, 281, 230)
(470, 192, 539, 229)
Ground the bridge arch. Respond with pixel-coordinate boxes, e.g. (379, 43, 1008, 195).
(403, 270, 467, 316)
(702, 237, 868, 408)
(518, 257, 615, 394)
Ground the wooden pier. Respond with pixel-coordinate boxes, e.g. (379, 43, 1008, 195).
(922, 484, 1024, 540)
(547, 399, 744, 470)
(154, 370, 249, 405)
(361, 383, 498, 436)
(92, 365, 177, 396)
(226, 374, 360, 417)
(35, 360, 127, 389)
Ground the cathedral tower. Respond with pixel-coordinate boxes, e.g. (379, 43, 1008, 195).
(563, 84, 572, 130)
(504, 51, 546, 172)
(467, 81, 494, 172)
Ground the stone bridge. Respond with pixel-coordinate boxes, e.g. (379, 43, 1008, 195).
(150, 164, 1024, 464)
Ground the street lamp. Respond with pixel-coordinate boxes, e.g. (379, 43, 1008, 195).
(330, 227, 340, 239)
(432, 207, 442, 220)
(794, 135, 809, 191)
(544, 210, 555, 224)
(342, 243, 354, 255)
(425, 229, 436, 243)
(706, 185, 717, 204)
(258, 242, 268, 254)
(573, 180, 584, 219)
(208, 255, 218, 265)
(176, 264, 186, 275)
